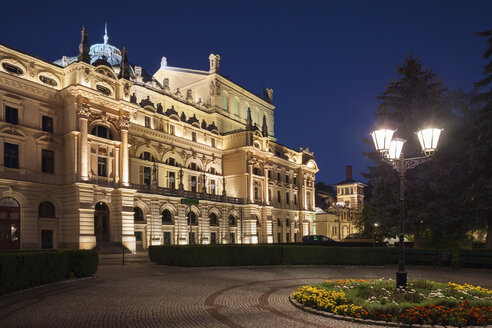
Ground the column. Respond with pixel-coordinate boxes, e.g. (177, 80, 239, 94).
(120, 116, 130, 187)
(264, 166, 269, 205)
(248, 159, 254, 203)
(77, 103, 91, 181)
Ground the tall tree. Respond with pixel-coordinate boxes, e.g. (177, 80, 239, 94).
(468, 29, 492, 248)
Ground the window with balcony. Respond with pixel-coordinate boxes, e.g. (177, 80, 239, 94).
(168, 172, 176, 189)
(143, 166, 151, 186)
(97, 157, 107, 176)
(210, 179, 216, 194)
(42, 150, 54, 173)
(42, 116, 53, 133)
(4, 142, 19, 168)
(190, 176, 197, 192)
(254, 187, 259, 200)
(5, 106, 18, 125)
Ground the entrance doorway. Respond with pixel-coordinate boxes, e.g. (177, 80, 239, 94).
(0, 197, 20, 250)
(94, 202, 110, 244)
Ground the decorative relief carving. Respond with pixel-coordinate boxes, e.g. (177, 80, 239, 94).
(215, 80, 221, 95)
(209, 81, 215, 96)
(28, 61, 35, 77)
(83, 68, 90, 83)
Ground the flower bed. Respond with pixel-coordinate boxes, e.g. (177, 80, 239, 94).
(292, 279, 492, 326)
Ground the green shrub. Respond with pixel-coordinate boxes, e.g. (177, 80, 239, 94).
(0, 250, 98, 295)
(149, 245, 394, 266)
(458, 250, 492, 268)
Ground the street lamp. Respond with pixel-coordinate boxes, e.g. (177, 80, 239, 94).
(370, 127, 442, 289)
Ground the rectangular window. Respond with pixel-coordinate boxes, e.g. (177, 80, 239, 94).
(143, 166, 151, 186)
(42, 149, 54, 173)
(163, 232, 171, 245)
(294, 194, 297, 205)
(286, 232, 290, 243)
(268, 189, 272, 202)
(210, 232, 216, 245)
(278, 232, 281, 243)
(230, 232, 235, 244)
(267, 170, 271, 179)
(277, 190, 281, 203)
(277, 172, 281, 180)
(169, 124, 175, 135)
(135, 231, 142, 242)
(210, 179, 216, 194)
(41, 230, 53, 249)
(254, 187, 259, 200)
(286, 192, 290, 204)
(97, 157, 107, 176)
(5, 106, 19, 125)
(211, 137, 216, 148)
(42, 116, 54, 133)
(286, 175, 289, 183)
(294, 176, 297, 185)
(145, 116, 151, 128)
(191, 176, 197, 192)
(4, 143, 19, 168)
(169, 171, 175, 189)
(192, 131, 197, 142)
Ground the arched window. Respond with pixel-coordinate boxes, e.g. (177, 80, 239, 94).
(140, 152, 154, 161)
(162, 209, 173, 224)
(222, 92, 228, 111)
(166, 157, 176, 166)
(209, 213, 218, 226)
(277, 218, 281, 226)
(39, 201, 55, 218)
(91, 125, 114, 140)
(134, 207, 145, 222)
(228, 215, 236, 226)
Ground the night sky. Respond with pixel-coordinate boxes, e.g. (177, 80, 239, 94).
(1, 1, 490, 185)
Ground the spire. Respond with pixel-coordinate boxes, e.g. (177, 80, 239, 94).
(119, 47, 130, 80)
(246, 107, 253, 130)
(77, 26, 90, 64)
(103, 22, 109, 45)
(262, 115, 268, 137)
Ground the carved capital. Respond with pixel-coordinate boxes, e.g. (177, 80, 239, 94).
(77, 103, 91, 119)
(119, 115, 131, 130)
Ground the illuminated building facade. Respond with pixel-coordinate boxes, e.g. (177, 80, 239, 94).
(0, 26, 318, 251)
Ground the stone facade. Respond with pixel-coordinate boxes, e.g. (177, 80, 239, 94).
(0, 27, 318, 252)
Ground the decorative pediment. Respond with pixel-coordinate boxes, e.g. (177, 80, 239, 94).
(187, 114, 199, 126)
(164, 105, 179, 120)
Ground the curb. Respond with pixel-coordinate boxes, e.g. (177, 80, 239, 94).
(288, 296, 484, 328)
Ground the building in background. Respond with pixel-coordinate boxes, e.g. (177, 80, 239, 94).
(0, 26, 318, 251)
(314, 165, 365, 240)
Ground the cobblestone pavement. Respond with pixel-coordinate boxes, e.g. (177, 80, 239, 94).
(0, 254, 490, 328)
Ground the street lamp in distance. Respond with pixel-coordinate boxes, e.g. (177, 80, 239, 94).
(370, 127, 442, 289)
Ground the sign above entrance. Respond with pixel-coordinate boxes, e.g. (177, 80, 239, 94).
(181, 198, 199, 205)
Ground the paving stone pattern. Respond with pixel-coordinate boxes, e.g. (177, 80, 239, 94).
(0, 254, 490, 328)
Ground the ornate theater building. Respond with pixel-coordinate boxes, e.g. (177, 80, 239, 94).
(0, 26, 318, 251)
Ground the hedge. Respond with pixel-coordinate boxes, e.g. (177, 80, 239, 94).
(0, 250, 98, 295)
(148, 245, 395, 267)
(458, 249, 492, 268)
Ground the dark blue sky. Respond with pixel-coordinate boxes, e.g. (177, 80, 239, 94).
(1, 1, 490, 184)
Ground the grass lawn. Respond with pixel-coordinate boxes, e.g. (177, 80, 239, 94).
(292, 279, 492, 326)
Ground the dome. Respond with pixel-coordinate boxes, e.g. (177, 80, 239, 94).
(89, 24, 122, 66)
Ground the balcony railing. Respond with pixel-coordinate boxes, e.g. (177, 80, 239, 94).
(130, 183, 245, 204)
(90, 176, 115, 187)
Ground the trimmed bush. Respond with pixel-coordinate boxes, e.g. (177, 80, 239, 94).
(0, 250, 98, 295)
(148, 245, 395, 267)
(458, 250, 492, 268)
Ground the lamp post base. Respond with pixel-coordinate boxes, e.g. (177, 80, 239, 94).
(396, 271, 407, 289)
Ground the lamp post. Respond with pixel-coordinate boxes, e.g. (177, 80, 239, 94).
(370, 127, 442, 289)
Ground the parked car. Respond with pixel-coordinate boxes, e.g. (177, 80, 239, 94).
(301, 235, 337, 245)
(383, 235, 409, 246)
(342, 233, 374, 243)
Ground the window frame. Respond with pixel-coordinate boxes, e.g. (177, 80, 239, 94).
(41, 149, 55, 174)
